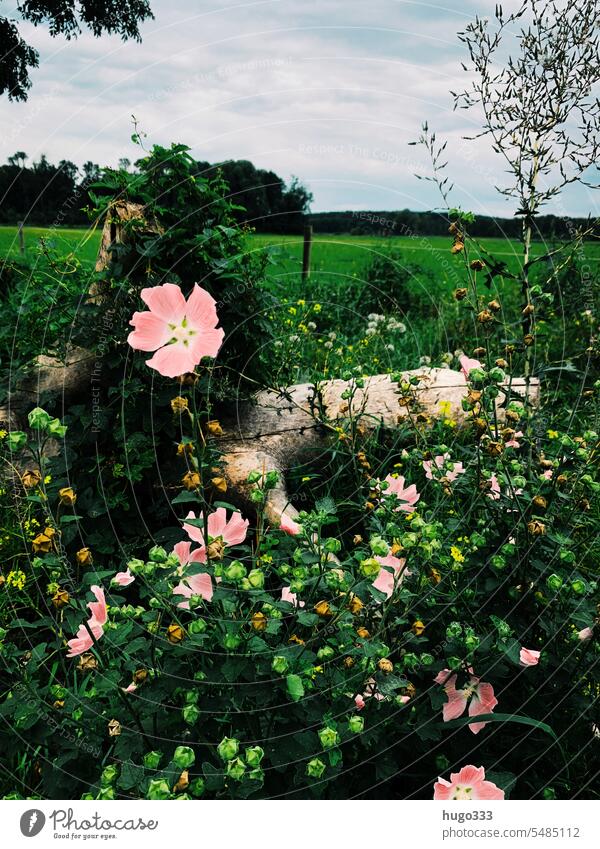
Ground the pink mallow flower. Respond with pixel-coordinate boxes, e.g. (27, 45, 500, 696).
(542, 469, 553, 480)
(434, 765, 505, 800)
(459, 356, 483, 381)
(127, 282, 224, 378)
(112, 569, 135, 587)
(173, 572, 214, 608)
(519, 647, 541, 666)
(281, 586, 305, 608)
(435, 669, 498, 734)
(183, 507, 249, 554)
(487, 473, 501, 500)
(372, 554, 407, 600)
(382, 474, 420, 513)
(578, 627, 594, 642)
(505, 431, 524, 449)
(354, 677, 386, 710)
(423, 453, 465, 483)
(66, 585, 107, 657)
(172, 539, 207, 571)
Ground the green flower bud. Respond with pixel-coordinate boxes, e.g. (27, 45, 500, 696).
(143, 751, 163, 770)
(96, 786, 116, 800)
(224, 560, 247, 581)
(182, 704, 200, 725)
(100, 765, 119, 786)
(250, 489, 265, 505)
(448, 656, 462, 671)
(559, 549, 575, 564)
(127, 558, 145, 573)
(400, 532, 418, 549)
(318, 726, 339, 749)
(28, 407, 53, 430)
(272, 655, 289, 674)
(173, 746, 195, 769)
(348, 715, 364, 734)
(165, 554, 180, 570)
(543, 787, 557, 800)
(360, 557, 381, 578)
(501, 543, 516, 558)
(403, 652, 419, 670)
(420, 653, 434, 666)
(248, 569, 264, 589)
(247, 470, 262, 484)
(489, 367, 505, 383)
(189, 619, 207, 635)
(264, 470, 280, 489)
(217, 737, 240, 761)
(245, 746, 264, 768)
(289, 579, 305, 593)
(189, 777, 205, 797)
(306, 758, 326, 779)
(223, 633, 241, 651)
(369, 536, 389, 557)
(324, 537, 342, 553)
(571, 579, 586, 595)
(239, 579, 251, 591)
(464, 633, 480, 652)
(146, 778, 171, 800)
(490, 554, 506, 571)
(227, 757, 246, 781)
(148, 545, 167, 563)
(248, 768, 265, 782)
(317, 646, 335, 661)
(546, 573, 563, 592)
(445, 621, 462, 639)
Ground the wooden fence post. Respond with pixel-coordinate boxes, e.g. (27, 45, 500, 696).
(302, 224, 312, 282)
(17, 221, 25, 255)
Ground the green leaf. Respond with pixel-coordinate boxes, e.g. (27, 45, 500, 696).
(440, 712, 558, 741)
(286, 674, 304, 702)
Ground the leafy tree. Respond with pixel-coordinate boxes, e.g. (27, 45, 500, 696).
(0, 1, 154, 101)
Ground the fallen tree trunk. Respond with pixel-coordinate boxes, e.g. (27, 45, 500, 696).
(216, 369, 540, 530)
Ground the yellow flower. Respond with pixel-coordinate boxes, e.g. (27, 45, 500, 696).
(7, 570, 26, 590)
(288, 307, 297, 315)
(547, 429, 559, 439)
(251, 612, 267, 631)
(58, 486, 77, 507)
(450, 545, 465, 563)
(206, 420, 224, 437)
(411, 620, 426, 636)
(170, 396, 189, 414)
(182, 471, 201, 491)
(297, 299, 306, 306)
(313, 304, 322, 313)
(76, 547, 93, 566)
(438, 400, 452, 418)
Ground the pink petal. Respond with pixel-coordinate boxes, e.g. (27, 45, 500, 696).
(186, 572, 213, 602)
(127, 311, 171, 352)
(279, 514, 301, 535)
(433, 778, 453, 800)
(189, 327, 225, 360)
(519, 647, 541, 666)
(473, 780, 505, 801)
(468, 681, 498, 734)
(452, 765, 486, 786)
(87, 586, 107, 626)
(355, 694, 366, 710)
(173, 540, 193, 565)
(578, 627, 593, 642)
(145, 343, 198, 379)
(222, 511, 249, 547)
(141, 283, 187, 323)
(113, 569, 135, 587)
(206, 507, 227, 540)
(443, 687, 468, 722)
(186, 284, 219, 330)
(459, 356, 482, 380)
(183, 512, 205, 545)
(281, 586, 305, 608)
(173, 581, 192, 609)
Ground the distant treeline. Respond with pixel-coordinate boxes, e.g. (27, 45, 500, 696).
(0, 152, 312, 233)
(307, 210, 598, 241)
(0, 152, 595, 239)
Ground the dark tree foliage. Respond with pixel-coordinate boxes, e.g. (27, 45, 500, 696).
(197, 159, 313, 233)
(0, 0, 154, 100)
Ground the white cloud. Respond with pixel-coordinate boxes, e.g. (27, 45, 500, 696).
(0, 0, 596, 217)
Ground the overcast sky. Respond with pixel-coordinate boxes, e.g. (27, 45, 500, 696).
(1, 0, 597, 216)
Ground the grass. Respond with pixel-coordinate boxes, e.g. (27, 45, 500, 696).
(1, 223, 597, 376)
